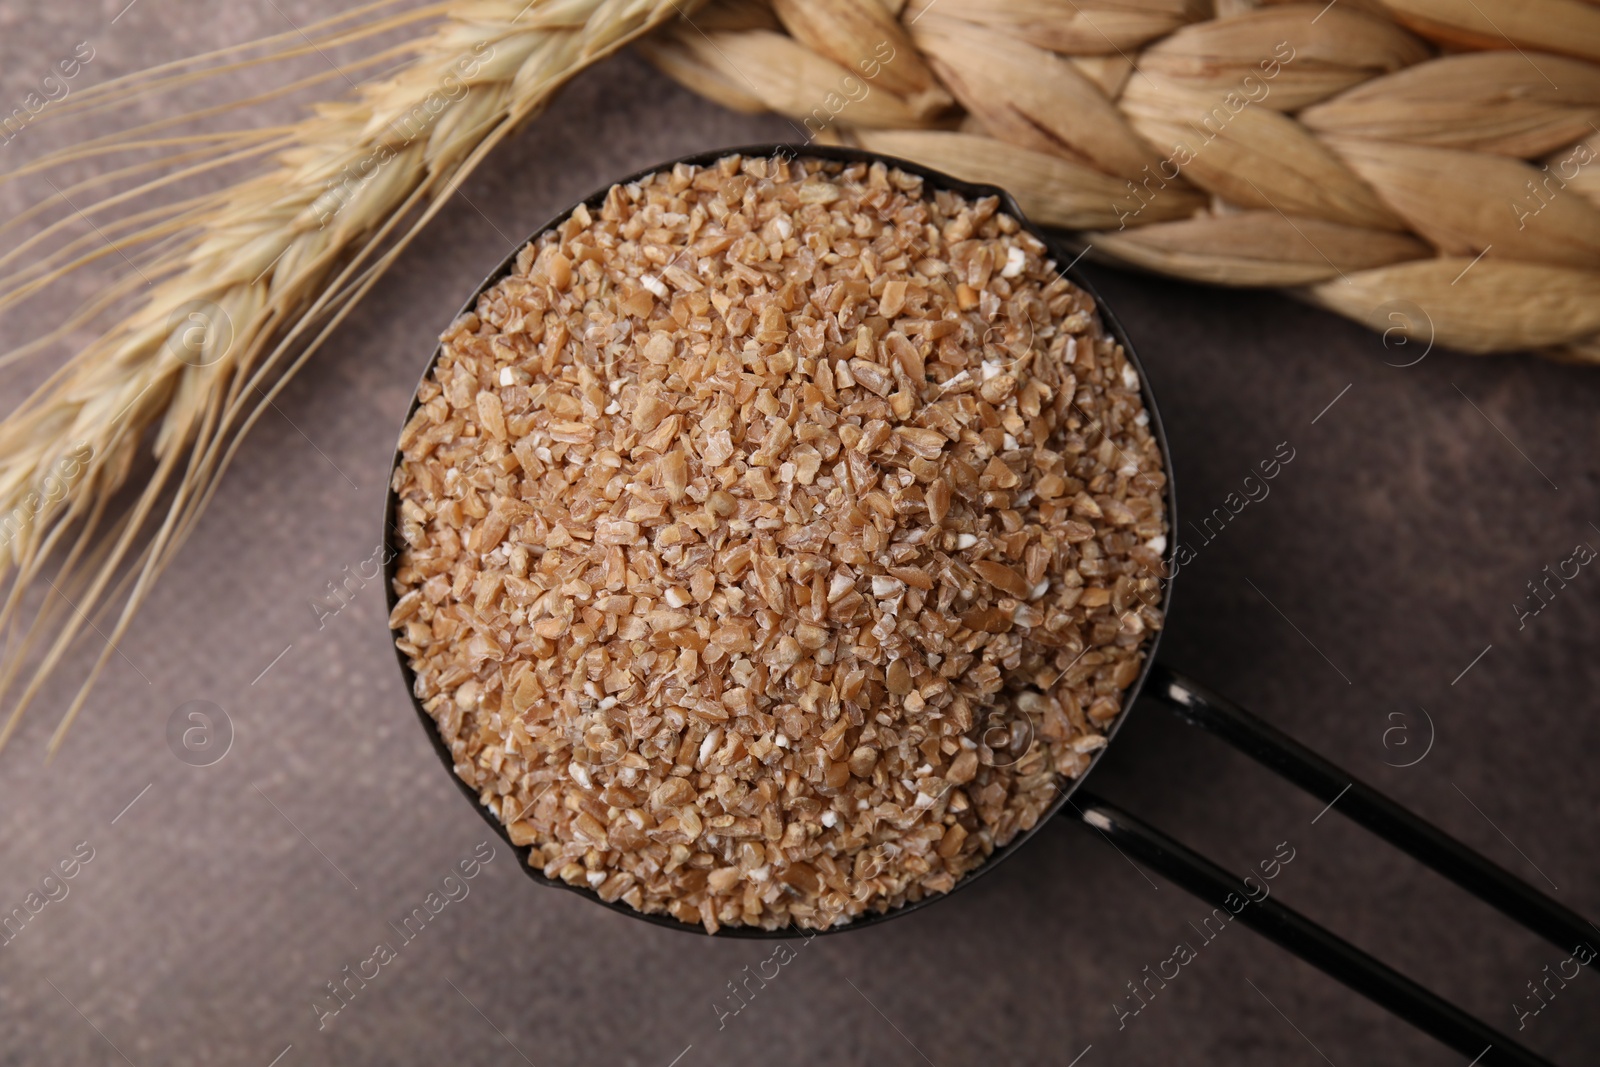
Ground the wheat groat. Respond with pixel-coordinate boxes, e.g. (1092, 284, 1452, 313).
(389, 154, 1167, 931)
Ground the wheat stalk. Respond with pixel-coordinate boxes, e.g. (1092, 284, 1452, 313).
(642, 0, 1600, 359)
(0, 0, 692, 753)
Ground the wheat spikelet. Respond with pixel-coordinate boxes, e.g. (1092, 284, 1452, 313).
(0, 0, 690, 753)
(641, 0, 1600, 360)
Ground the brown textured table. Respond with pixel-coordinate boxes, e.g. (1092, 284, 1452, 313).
(2, 4, 1598, 1065)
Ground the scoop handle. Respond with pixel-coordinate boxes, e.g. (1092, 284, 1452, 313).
(1063, 663, 1598, 1067)
(1147, 664, 1592, 954)
(1073, 791, 1556, 1067)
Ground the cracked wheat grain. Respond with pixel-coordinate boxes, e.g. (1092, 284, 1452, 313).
(388, 154, 1167, 931)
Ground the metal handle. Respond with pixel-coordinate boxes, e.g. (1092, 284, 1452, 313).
(1075, 793, 1555, 1067)
(1146, 665, 1594, 956)
(1063, 663, 1598, 1065)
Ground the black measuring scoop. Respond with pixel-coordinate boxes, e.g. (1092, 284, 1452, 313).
(383, 143, 1594, 1067)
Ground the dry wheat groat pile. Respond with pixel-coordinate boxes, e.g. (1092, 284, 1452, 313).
(388, 153, 1168, 931)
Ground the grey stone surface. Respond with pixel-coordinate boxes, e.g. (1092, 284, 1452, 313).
(1, 4, 1597, 1065)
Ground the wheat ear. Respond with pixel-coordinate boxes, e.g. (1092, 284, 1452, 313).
(0, 0, 693, 754)
(642, 0, 1600, 360)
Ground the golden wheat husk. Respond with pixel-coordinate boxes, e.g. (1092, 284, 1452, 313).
(642, 0, 1600, 362)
